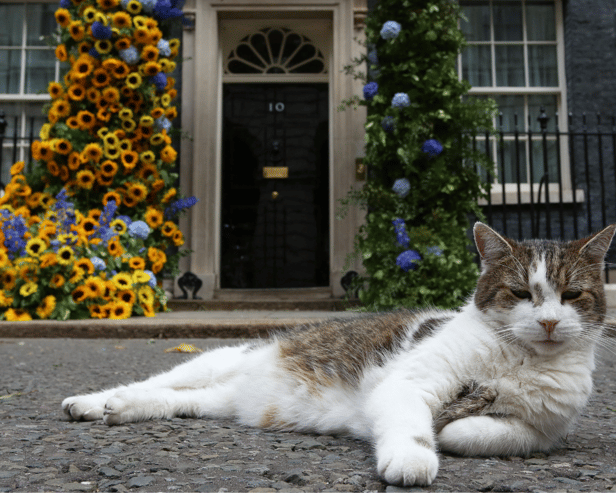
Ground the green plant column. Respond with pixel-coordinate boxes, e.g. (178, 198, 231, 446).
(350, 0, 496, 310)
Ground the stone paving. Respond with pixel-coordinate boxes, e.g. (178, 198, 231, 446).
(1, 337, 615, 493)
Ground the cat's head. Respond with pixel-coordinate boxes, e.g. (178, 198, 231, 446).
(473, 223, 615, 355)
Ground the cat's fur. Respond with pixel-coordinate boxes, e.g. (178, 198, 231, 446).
(62, 222, 615, 486)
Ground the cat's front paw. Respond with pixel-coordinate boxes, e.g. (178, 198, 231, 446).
(62, 395, 106, 421)
(377, 442, 439, 486)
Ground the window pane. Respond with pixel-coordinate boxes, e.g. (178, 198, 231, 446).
(460, 3, 491, 41)
(493, 95, 525, 131)
(531, 140, 558, 183)
(497, 140, 527, 183)
(0, 4, 24, 46)
(462, 45, 492, 86)
(495, 45, 524, 86)
(493, 2, 523, 42)
(26, 3, 57, 46)
(526, 3, 556, 41)
(528, 45, 558, 86)
(25, 49, 56, 93)
(0, 50, 22, 93)
(528, 94, 558, 132)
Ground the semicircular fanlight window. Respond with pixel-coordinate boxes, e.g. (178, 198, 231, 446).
(226, 27, 326, 75)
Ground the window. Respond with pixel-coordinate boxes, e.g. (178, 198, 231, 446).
(0, 1, 60, 186)
(459, 0, 569, 200)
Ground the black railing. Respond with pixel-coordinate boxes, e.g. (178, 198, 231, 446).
(0, 111, 38, 190)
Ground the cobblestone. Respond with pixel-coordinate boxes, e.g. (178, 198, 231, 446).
(0, 338, 615, 492)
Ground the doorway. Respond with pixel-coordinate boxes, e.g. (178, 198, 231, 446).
(220, 83, 329, 289)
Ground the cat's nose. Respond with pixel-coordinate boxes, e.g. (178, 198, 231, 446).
(539, 319, 559, 335)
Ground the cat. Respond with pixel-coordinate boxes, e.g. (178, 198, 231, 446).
(62, 222, 615, 486)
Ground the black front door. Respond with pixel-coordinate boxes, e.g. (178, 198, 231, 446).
(221, 83, 329, 289)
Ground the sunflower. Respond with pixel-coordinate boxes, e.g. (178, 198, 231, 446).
(110, 218, 127, 235)
(97, 0, 119, 9)
(51, 99, 71, 119)
(26, 191, 42, 209)
(95, 39, 113, 54)
(71, 286, 89, 303)
(59, 165, 70, 182)
(77, 110, 96, 130)
(48, 82, 64, 99)
(160, 93, 172, 108)
(49, 274, 65, 289)
(125, 73, 142, 90)
(0, 249, 9, 268)
(82, 143, 104, 163)
(121, 119, 137, 132)
(102, 191, 122, 208)
(104, 144, 121, 160)
(1, 269, 17, 290)
(151, 178, 165, 193)
(65, 116, 79, 129)
(161, 145, 177, 164)
(127, 182, 148, 202)
(112, 62, 130, 79)
(69, 265, 85, 285)
(39, 252, 58, 269)
(84, 276, 106, 298)
(82, 6, 97, 22)
(161, 188, 177, 203)
(108, 301, 132, 320)
(98, 161, 117, 179)
(57, 246, 75, 266)
(54, 8, 71, 27)
(172, 230, 184, 246)
(118, 108, 133, 120)
(0, 291, 14, 308)
(102, 87, 120, 103)
(108, 237, 125, 257)
(138, 285, 155, 305)
(55, 138, 73, 155)
(128, 256, 146, 270)
(115, 37, 131, 51)
(132, 270, 151, 284)
(141, 302, 155, 317)
(117, 289, 136, 305)
(110, 10, 131, 28)
(55, 44, 68, 61)
(36, 295, 57, 319)
(121, 150, 139, 172)
(19, 281, 38, 297)
(68, 20, 85, 41)
(161, 221, 177, 237)
(76, 169, 96, 190)
(151, 107, 165, 119)
(78, 41, 93, 55)
(140, 150, 156, 164)
(144, 208, 163, 229)
(89, 304, 106, 318)
(66, 152, 80, 171)
(25, 238, 46, 258)
(137, 163, 159, 182)
(90, 68, 110, 88)
(111, 272, 133, 291)
(72, 55, 95, 79)
(67, 84, 86, 101)
(4, 308, 32, 322)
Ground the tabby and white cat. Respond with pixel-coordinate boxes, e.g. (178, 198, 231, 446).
(63, 222, 615, 486)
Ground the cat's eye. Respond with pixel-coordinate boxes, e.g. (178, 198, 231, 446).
(511, 289, 532, 300)
(562, 291, 582, 301)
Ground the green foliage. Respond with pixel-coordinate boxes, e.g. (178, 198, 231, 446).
(346, 0, 496, 311)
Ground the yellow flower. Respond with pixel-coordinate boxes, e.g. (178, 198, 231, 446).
(1, 268, 17, 290)
(84, 276, 106, 298)
(112, 272, 132, 290)
(125, 72, 142, 89)
(144, 207, 163, 229)
(118, 108, 133, 120)
(39, 252, 58, 268)
(138, 285, 155, 305)
(50, 273, 65, 289)
(128, 256, 146, 270)
(68, 20, 85, 41)
(71, 285, 89, 303)
(89, 304, 107, 319)
(36, 295, 56, 319)
(141, 302, 155, 317)
(172, 230, 184, 246)
(76, 169, 96, 189)
(140, 150, 156, 164)
(112, 11, 132, 28)
(94, 39, 113, 54)
(109, 301, 132, 320)
(0, 249, 9, 268)
(133, 270, 151, 284)
(127, 182, 147, 202)
(19, 282, 38, 297)
(110, 219, 127, 235)
(54, 8, 71, 27)
(4, 308, 32, 322)
(161, 145, 177, 164)
(57, 246, 75, 265)
(117, 289, 136, 305)
(25, 238, 47, 258)
(82, 6, 98, 22)
(0, 291, 14, 307)
(82, 142, 103, 162)
(48, 82, 64, 99)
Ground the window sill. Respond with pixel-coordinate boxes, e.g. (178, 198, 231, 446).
(479, 188, 585, 206)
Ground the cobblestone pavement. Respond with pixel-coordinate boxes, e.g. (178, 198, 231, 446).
(1, 337, 615, 493)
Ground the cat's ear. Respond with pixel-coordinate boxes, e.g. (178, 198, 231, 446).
(577, 224, 616, 264)
(473, 222, 514, 269)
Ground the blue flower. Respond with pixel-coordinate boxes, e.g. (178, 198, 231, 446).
(392, 218, 410, 248)
(380, 21, 402, 40)
(144, 270, 157, 288)
(151, 72, 167, 92)
(157, 39, 171, 57)
(155, 117, 172, 132)
(119, 46, 140, 65)
(367, 49, 378, 65)
(91, 21, 112, 40)
(59, 0, 71, 7)
(88, 47, 100, 59)
(164, 196, 199, 219)
(422, 139, 444, 158)
(381, 116, 395, 133)
(116, 215, 133, 227)
(154, 0, 183, 20)
(392, 93, 410, 109)
(427, 246, 443, 256)
(363, 82, 378, 100)
(392, 178, 411, 198)
(396, 250, 422, 272)
(141, 0, 157, 11)
(90, 257, 106, 270)
(128, 221, 151, 240)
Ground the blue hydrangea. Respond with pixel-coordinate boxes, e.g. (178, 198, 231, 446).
(392, 218, 410, 248)
(380, 21, 402, 40)
(59, 0, 72, 8)
(128, 220, 151, 239)
(396, 250, 422, 272)
(422, 139, 444, 158)
(157, 39, 171, 57)
(155, 116, 172, 132)
(392, 178, 411, 198)
(2, 214, 27, 259)
(90, 257, 106, 270)
(141, 0, 157, 11)
(367, 49, 378, 66)
(97, 226, 116, 244)
(381, 116, 395, 133)
(154, 0, 183, 20)
(392, 93, 410, 109)
(151, 72, 167, 92)
(91, 21, 112, 40)
(144, 270, 157, 288)
(88, 47, 100, 59)
(164, 196, 199, 219)
(119, 46, 140, 65)
(363, 82, 378, 100)
(427, 246, 443, 256)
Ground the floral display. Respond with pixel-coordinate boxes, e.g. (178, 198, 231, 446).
(339, 0, 496, 310)
(0, 0, 197, 320)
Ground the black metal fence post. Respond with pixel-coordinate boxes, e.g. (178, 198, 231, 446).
(0, 109, 6, 190)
